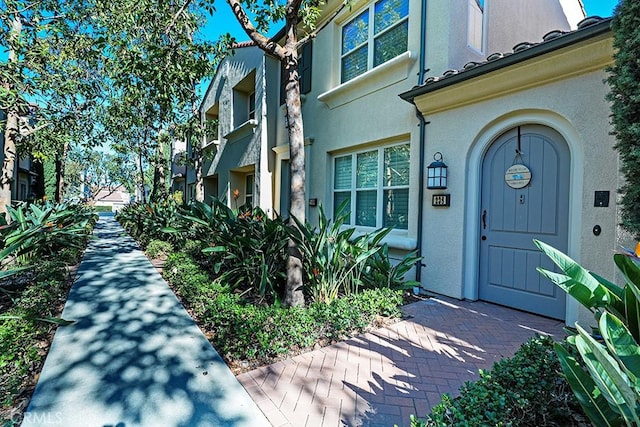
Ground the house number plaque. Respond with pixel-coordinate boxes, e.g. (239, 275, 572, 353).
(504, 164, 531, 189)
(432, 194, 451, 207)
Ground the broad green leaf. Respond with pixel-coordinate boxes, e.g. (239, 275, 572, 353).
(593, 272, 625, 300)
(537, 267, 599, 310)
(0, 265, 30, 280)
(555, 343, 622, 427)
(576, 323, 640, 424)
(624, 286, 640, 343)
(202, 246, 226, 253)
(535, 239, 611, 308)
(616, 255, 640, 298)
(600, 312, 640, 391)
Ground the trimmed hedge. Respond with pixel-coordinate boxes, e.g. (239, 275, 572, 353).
(410, 335, 585, 427)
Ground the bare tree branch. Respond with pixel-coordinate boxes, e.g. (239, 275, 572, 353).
(225, 0, 286, 59)
(165, 0, 193, 35)
(286, 0, 305, 18)
(20, 122, 52, 137)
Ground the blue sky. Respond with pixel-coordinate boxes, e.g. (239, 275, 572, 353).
(582, 0, 619, 18)
(0, 1, 623, 61)
(198, 0, 621, 43)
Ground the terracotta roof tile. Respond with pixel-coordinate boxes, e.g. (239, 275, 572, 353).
(425, 16, 609, 87)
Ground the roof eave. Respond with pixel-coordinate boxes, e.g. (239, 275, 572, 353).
(399, 18, 612, 103)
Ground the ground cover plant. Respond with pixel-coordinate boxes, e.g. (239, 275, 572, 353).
(163, 250, 402, 369)
(409, 335, 587, 427)
(118, 196, 419, 370)
(0, 201, 97, 425)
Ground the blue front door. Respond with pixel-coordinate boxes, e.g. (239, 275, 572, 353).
(479, 125, 569, 320)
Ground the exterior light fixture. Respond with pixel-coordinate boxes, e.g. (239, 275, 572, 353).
(427, 152, 448, 189)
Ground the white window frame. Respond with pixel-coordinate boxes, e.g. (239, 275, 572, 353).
(340, 0, 409, 83)
(332, 142, 410, 231)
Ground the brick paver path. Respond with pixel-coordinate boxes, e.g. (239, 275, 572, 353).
(237, 297, 566, 427)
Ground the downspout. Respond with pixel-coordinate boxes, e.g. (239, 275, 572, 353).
(415, 0, 429, 283)
(415, 113, 429, 283)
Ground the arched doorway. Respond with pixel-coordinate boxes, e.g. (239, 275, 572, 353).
(478, 125, 570, 319)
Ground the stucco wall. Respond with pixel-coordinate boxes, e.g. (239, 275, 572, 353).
(282, 0, 579, 238)
(417, 67, 617, 324)
(200, 47, 277, 210)
(485, 0, 581, 54)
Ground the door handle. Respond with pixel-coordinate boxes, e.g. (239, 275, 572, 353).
(482, 210, 487, 230)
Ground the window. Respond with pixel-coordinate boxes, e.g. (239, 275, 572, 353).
(248, 92, 256, 120)
(280, 41, 313, 105)
(333, 143, 410, 229)
(341, 0, 409, 83)
(204, 116, 219, 145)
(245, 174, 254, 207)
(232, 71, 256, 126)
(468, 0, 484, 51)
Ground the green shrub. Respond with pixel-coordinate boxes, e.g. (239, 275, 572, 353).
(145, 239, 173, 258)
(291, 203, 422, 303)
(163, 252, 223, 313)
(362, 244, 421, 291)
(0, 262, 74, 408)
(309, 288, 403, 339)
(115, 200, 183, 246)
(416, 335, 582, 427)
(291, 203, 393, 303)
(0, 200, 97, 271)
(177, 199, 289, 301)
(201, 288, 403, 361)
(93, 205, 113, 213)
(203, 293, 318, 360)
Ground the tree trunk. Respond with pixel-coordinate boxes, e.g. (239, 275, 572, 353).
(225, 0, 306, 306)
(54, 142, 69, 202)
(0, 15, 22, 216)
(0, 109, 18, 214)
(283, 24, 306, 307)
(151, 140, 168, 202)
(138, 149, 146, 203)
(194, 149, 203, 202)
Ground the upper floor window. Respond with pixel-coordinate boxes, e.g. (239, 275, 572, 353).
(341, 0, 409, 83)
(333, 143, 410, 230)
(468, 0, 484, 51)
(248, 92, 256, 120)
(232, 70, 256, 126)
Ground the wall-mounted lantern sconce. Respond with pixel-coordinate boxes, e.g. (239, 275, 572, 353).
(427, 152, 448, 189)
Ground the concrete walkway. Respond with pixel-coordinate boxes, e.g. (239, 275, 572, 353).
(237, 297, 567, 427)
(22, 215, 269, 427)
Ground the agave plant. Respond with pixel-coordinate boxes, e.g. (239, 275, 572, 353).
(536, 240, 640, 426)
(290, 202, 390, 304)
(168, 198, 290, 301)
(116, 199, 184, 246)
(0, 200, 97, 265)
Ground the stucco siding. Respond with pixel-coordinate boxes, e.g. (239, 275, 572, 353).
(199, 46, 278, 211)
(416, 66, 617, 323)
